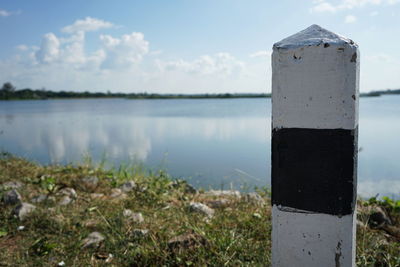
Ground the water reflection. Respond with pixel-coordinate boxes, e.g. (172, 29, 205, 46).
(0, 97, 399, 197)
(0, 116, 153, 163)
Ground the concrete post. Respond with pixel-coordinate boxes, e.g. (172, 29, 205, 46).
(271, 25, 359, 267)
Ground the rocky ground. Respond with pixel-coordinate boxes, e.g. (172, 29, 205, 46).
(0, 154, 399, 266)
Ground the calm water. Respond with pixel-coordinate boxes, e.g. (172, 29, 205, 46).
(0, 96, 399, 198)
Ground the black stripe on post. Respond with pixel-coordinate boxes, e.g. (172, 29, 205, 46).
(272, 127, 358, 216)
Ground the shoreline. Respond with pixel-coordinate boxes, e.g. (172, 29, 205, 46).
(1, 88, 400, 101)
(0, 155, 399, 265)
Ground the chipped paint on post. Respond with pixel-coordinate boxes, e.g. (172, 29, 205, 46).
(271, 25, 359, 267)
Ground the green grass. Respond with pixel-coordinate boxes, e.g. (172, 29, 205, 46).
(0, 154, 399, 266)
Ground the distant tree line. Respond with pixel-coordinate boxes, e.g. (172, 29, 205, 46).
(360, 89, 400, 97)
(0, 82, 16, 100)
(126, 92, 271, 99)
(0, 82, 271, 100)
(2, 82, 398, 100)
(0, 82, 128, 100)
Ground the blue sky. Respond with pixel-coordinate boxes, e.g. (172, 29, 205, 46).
(1, 0, 399, 93)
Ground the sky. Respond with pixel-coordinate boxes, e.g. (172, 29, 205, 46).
(0, 0, 400, 94)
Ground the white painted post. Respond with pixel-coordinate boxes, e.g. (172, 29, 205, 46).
(271, 25, 359, 267)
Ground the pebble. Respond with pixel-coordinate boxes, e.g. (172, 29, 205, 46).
(120, 181, 136, 193)
(13, 202, 36, 220)
(57, 188, 77, 199)
(252, 212, 262, 219)
(109, 188, 127, 200)
(83, 219, 100, 228)
(123, 209, 144, 223)
(110, 188, 122, 198)
(58, 196, 73, 206)
(2, 189, 22, 205)
(81, 176, 99, 191)
(130, 213, 144, 223)
(123, 209, 133, 217)
(244, 192, 266, 206)
(188, 202, 215, 217)
(132, 229, 149, 238)
(82, 232, 105, 248)
(90, 193, 105, 200)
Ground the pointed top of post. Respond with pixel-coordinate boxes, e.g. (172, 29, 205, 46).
(273, 24, 357, 50)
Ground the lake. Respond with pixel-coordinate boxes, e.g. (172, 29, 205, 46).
(0, 96, 399, 198)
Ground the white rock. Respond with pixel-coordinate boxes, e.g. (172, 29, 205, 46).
(58, 196, 73, 206)
(82, 232, 105, 248)
(123, 209, 144, 223)
(110, 188, 122, 198)
(13, 202, 36, 220)
(31, 194, 47, 203)
(57, 188, 77, 199)
(123, 209, 133, 217)
(189, 202, 215, 217)
(244, 192, 266, 206)
(252, 213, 262, 219)
(130, 213, 144, 223)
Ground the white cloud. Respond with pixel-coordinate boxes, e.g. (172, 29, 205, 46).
(33, 31, 101, 69)
(2, 15, 150, 90)
(370, 11, 379, 15)
(0, 17, 270, 94)
(311, 2, 338, 13)
(344, 14, 357, 23)
(16, 45, 29, 51)
(32, 29, 151, 71)
(249, 50, 271, 58)
(83, 49, 106, 70)
(60, 31, 86, 64)
(62, 17, 114, 33)
(0, 9, 11, 17)
(99, 32, 149, 69)
(158, 53, 244, 76)
(35, 33, 61, 63)
(311, 0, 398, 13)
